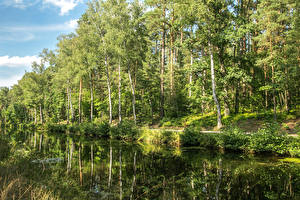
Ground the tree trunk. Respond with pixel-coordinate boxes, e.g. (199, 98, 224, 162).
(106, 57, 112, 124)
(90, 72, 94, 122)
(269, 25, 277, 120)
(235, 83, 240, 114)
(34, 107, 37, 124)
(128, 69, 136, 125)
(189, 53, 193, 98)
(78, 78, 82, 123)
(160, 6, 166, 119)
(39, 133, 43, 151)
(272, 65, 277, 120)
(39, 103, 43, 124)
(67, 87, 70, 124)
(209, 43, 222, 129)
(118, 59, 122, 123)
(170, 31, 174, 97)
(68, 88, 74, 122)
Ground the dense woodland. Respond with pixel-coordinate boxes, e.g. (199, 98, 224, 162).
(0, 0, 299, 128)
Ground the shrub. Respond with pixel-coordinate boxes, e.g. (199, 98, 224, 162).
(110, 120, 138, 140)
(181, 127, 201, 146)
(0, 138, 10, 161)
(67, 124, 80, 133)
(221, 127, 250, 151)
(45, 123, 67, 133)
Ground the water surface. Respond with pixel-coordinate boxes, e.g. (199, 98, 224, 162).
(4, 131, 300, 199)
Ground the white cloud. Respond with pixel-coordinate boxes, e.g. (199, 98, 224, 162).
(43, 0, 82, 15)
(1, 0, 39, 9)
(1, 0, 82, 15)
(1, 19, 78, 32)
(0, 19, 78, 42)
(0, 74, 23, 87)
(0, 55, 41, 68)
(66, 19, 78, 29)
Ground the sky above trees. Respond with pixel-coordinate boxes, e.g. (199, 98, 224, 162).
(0, 0, 87, 87)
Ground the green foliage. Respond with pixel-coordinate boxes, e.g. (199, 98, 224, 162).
(181, 123, 300, 157)
(45, 123, 67, 133)
(110, 120, 139, 140)
(0, 138, 10, 161)
(221, 127, 250, 151)
(78, 122, 110, 138)
(138, 128, 181, 146)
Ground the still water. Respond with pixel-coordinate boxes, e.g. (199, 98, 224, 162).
(9, 131, 300, 199)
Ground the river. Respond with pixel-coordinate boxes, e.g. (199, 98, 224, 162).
(1, 130, 300, 199)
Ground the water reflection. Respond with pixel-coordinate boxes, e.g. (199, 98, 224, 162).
(8, 131, 300, 199)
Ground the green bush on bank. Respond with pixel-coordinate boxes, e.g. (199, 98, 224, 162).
(181, 123, 300, 157)
(138, 129, 181, 146)
(110, 120, 139, 140)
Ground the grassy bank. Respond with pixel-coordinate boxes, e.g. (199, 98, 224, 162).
(3, 111, 300, 158)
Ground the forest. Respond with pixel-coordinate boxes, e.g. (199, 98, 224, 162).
(0, 0, 299, 129)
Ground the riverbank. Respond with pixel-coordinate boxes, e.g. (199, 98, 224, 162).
(2, 111, 300, 158)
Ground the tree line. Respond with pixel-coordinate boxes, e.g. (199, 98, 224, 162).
(0, 0, 299, 128)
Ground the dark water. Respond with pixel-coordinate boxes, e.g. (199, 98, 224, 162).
(6, 131, 300, 199)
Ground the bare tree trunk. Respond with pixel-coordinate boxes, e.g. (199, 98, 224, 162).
(34, 107, 37, 124)
(128, 69, 136, 124)
(67, 139, 70, 173)
(170, 31, 174, 97)
(106, 56, 112, 124)
(69, 88, 74, 122)
(39, 133, 43, 151)
(34, 131, 37, 148)
(160, 6, 166, 119)
(189, 53, 193, 98)
(67, 87, 70, 124)
(272, 65, 277, 121)
(90, 73, 94, 122)
(78, 78, 82, 123)
(39, 104, 43, 124)
(235, 83, 240, 114)
(209, 43, 222, 129)
(118, 59, 122, 123)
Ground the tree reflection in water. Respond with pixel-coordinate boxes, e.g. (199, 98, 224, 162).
(15, 132, 300, 199)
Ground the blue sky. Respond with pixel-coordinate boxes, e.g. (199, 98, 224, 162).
(0, 0, 87, 87)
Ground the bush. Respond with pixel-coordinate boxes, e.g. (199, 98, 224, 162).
(67, 124, 80, 133)
(0, 138, 10, 161)
(45, 123, 67, 133)
(110, 120, 138, 140)
(221, 127, 250, 151)
(181, 123, 300, 157)
(67, 122, 110, 137)
(181, 127, 201, 146)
